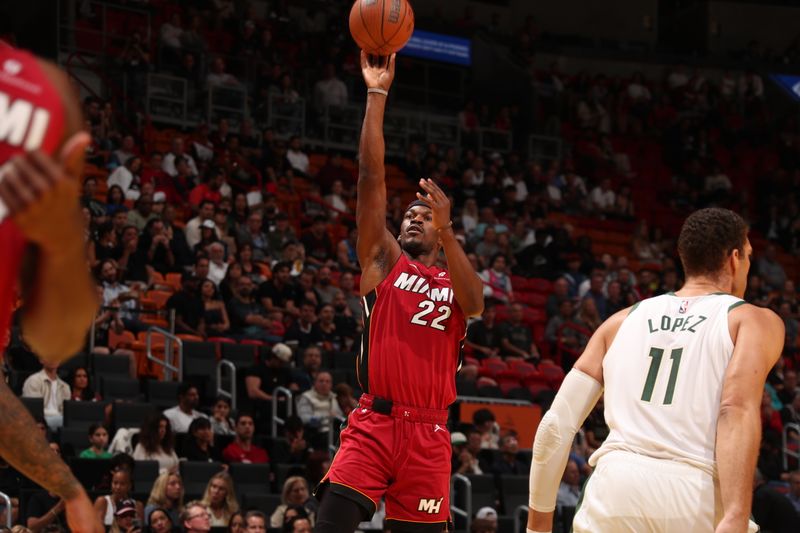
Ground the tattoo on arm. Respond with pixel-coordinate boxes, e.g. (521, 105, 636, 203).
(0, 380, 81, 499)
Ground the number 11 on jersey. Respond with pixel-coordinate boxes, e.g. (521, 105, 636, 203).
(641, 346, 683, 405)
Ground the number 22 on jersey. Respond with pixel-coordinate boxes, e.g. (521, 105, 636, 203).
(410, 301, 452, 331)
(641, 346, 683, 405)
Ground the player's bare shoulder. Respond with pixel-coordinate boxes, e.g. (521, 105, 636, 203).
(728, 302, 784, 346)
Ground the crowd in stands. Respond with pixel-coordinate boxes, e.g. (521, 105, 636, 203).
(0, 1, 798, 531)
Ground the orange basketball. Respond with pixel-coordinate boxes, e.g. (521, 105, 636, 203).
(349, 0, 415, 56)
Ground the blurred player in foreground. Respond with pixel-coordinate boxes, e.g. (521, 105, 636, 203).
(0, 40, 102, 532)
(527, 208, 783, 533)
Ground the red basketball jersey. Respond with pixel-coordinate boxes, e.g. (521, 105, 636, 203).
(358, 253, 466, 410)
(0, 42, 66, 347)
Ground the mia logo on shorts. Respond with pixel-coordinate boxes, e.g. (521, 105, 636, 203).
(418, 497, 444, 514)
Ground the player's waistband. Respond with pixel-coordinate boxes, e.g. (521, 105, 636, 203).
(357, 394, 449, 425)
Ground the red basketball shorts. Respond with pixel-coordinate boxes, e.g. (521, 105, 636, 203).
(317, 394, 452, 530)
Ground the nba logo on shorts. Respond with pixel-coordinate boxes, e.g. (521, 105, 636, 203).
(679, 300, 689, 314)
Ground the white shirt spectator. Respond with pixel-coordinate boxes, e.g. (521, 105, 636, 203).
(627, 83, 651, 101)
(287, 148, 310, 174)
(23, 369, 71, 429)
(162, 406, 208, 434)
(160, 22, 183, 49)
(107, 165, 140, 200)
(132, 443, 179, 474)
(162, 151, 199, 177)
(557, 481, 581, 508)
(208, 259, 229, 286)
(590, 185, 616, 212)
(667, 69, 689, 89)
(314, 77, 348, 111)
(296, 388, 343, 433)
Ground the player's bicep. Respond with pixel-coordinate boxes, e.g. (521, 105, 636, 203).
(356, 181, 400, 287)
(720, 307, 784, 412)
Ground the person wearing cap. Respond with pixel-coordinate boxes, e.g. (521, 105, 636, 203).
(475, 506, 498, 525)
(109, 498, 139, 533)
(185, 200, 219, 249)
(244, 342, 292, 404)
(194, 218, 222, 256)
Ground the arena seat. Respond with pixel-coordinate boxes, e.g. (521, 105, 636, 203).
(20, 397, 43, 421)
(229, 463, 272, 498)
(101, 376, 142, 402)
(180, 461, 226, 499)
(64, 400, 108, 430)
(113, 402, 159, 430)
(220, 343, 257, 369)
(240, 492, 282, 516)
(131, 460, 160, 500)
(92, 353, 133, 379)
(498, 475, 529, 515)
(145, 379, 181, 410)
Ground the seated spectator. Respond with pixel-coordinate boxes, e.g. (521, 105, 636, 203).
(93, 468, 144, 526)
(182, 417, 223, 463)
(206, 56, 240, 88)
(313, 63, 348, 114)
(185, 201, 218, 250)
(285, 515, 313, 533)
(127, 193, 158, 232)
(324, 179, 350, 220)
(207, 242, 230, 286)
(228, 511, 245, 532)
(79, 423, 112, 459)
(479, 253, 513, 303)
(167, 275, 205, 338)
(228, 276, 280, 342)
(144, 471, 184, 526)
(245, 343, 293, 416)
(109, 498, 139, 533)
(210, 396, 235, 436)
(68, 366, 102, 401)
(752, 469, 798, 533)
(133, 414, 179, 474)
(545, 300, 581, 354)
(222, 413, 269, 464)
(289, 345, 323, 392)
(162, 137, 199, 178)
(557, 459, 581, 509)
(284, 302, 323, 350)
(331, 289, 361, 339)
(194, 219, 222, 256)
(334, 382, 358, 417)
(258, 262, 300, 316)
(244, 510, 268, 532)
(189, 168, 225, 210)
(589, 178, 616, 216)
(159, 12, 183, 53)
(237, 244, 266, 285)
(181, 500, 212, 533)
(787, 470, 800, 514)
(99, 259, 145, 333)
(473, 409, 500, 450)
(574, 297, 602, 340)
(757, 244, 787, 291)
(497, 303, 540, 361)
(296, 371, 344, 435)
(200, 279, 231, 336)
(163, 383, 208, 434)
(22, 358, 70, 430)
(148, 507, 175, 533)
(107, 156, 142, 201)
(200, 472, 240, 526)
(269, 477, 316, 528)
(301, 216, 335, 268)
(267, 213, 297, 257)
(465, 303, 501, 359)
(490, 433, 527, 476)
(286, 136, 310, 175)
(453, 428, 487, 475)
(237, 211, 271, 263)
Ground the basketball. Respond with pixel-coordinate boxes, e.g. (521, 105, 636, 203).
(349, 0, 415, 56)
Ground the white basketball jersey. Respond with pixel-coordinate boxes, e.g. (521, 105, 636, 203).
(591, 293, 744, 474)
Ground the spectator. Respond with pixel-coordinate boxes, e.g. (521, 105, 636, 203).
(579, 268, 609, 319)
(284, 301, 323, 350)
(787, 470, 800, 514)
(244, 343, 292, 418)
(557, 459, 581, 508)
(474, 506, 499, 528)
(757, 244, 787, 291)
(159, 12, 183, 53)
(289, 345, 323, 392)
(127, 193, 158, 232)
(93, 468, 143, 527)
(200, 279, 231, 336)
(313, 63, 348, 114)
(270, 416, 310, 465)
(148, 508, 175, 533)
(284, 516, 313, 533)
(181, 501, 212, 533)
(474, 227, 500, 266)
(228, 511, 246, 533)
(589, 178, 616, 216)
(296, 371, 343, 435)
(314, 266, 338, 304)
(337, 272, 363, 323)
(133, 414, 179, 474)
(490, 434, 528, 475)
(324, 180, 350, 221)
(162, 137, 199, 178)
(479, 253, 513, 303)
(144, 472, 184, 526)
(473, 409, 500, 450)
(334, 382, 358, 417)
(210, 396, 236, 436)
(22, 358, 70, 430)
(195, 219, 222, 256)
(752, 469, 798, 533)
(163, 383, 208, 434)
(465, 302, 501, 359)
(574, 297, 602, 335)
(182, 417, 222, 463)
(779, 302, 799, 353)
(545, 299, 581, 352)
(286, 136, 309, 175)
(109, 498, 139, 533)
(545, 277, 571, 318)
(244, 510, 268, 532)
(316, 152, 355, 193)
(186, 201, 219, 250)
(497, 302, 539, 361)
(107, 156, 142, 200)
(79, 423, 112, 459)
(164, 275, 203, 335)
(200, 472, 239, 526)
(228, 276, 279, 342)
(208, 242, 230, 286)
(189, 168, 225, 209)
(222, 413, 269, 464)
(267, 213, 297, 256)
(269, 477, 316, 528)
(237, 211, 271, 262)
(68, 366, 102, 401)
(206, 56, 240, 89)
(258, 262, 299, 316)
(453, 428, 486, 475)
(301, 216, 335, 267)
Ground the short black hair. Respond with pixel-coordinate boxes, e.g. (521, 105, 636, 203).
(235, 411, 255, 424)
(178, 382, 197, 398)
(472, 408, 495, 425)
(188, 417, 211, 434)
(678, 208, 748, 278)
(88, 423, 107, 436)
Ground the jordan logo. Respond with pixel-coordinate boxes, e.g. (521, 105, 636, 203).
(434, 424, 444, 433)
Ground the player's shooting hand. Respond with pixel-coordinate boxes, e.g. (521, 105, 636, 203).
(65, 491, 104, 533)
(360, 51, 395, 92)
(0, 132, 91, 255)
(416, 178, 451, 232)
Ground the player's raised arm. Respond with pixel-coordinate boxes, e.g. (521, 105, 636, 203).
(417, 178, 483, 317)
(356, 52, 401, 294)
(714, 304, 784, 533)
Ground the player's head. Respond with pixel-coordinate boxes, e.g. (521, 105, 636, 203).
(677, 208, 750, 298)
(398, 200, 439, 258)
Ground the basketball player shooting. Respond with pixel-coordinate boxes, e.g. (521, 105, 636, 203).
(526, 208, 784, 533)
(313, 52, 484, 533)
(0, 42, 102, 532)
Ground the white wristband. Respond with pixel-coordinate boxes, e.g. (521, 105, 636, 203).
(367, 87, 388, 96)
(527, 529, 552, 533)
